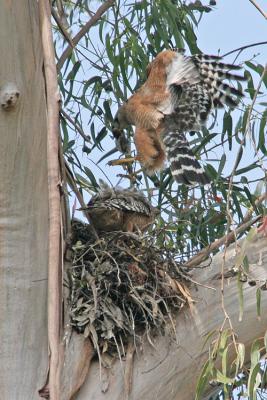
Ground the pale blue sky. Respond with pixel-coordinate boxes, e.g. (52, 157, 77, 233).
(197, 0, 266, 64)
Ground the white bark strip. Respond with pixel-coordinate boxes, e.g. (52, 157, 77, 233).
(39, 1, 62, 399)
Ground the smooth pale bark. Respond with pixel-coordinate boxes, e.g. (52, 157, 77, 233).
(0, 1, 48, 399)
(73, 233, 267, 400)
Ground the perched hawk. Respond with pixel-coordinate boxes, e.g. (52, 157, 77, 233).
(85, 183, 159, 233)
(112, 49, 246, 185)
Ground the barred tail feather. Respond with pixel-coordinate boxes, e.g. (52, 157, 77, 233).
(191, 54, 246, 108)
(162, 131, 210, 185)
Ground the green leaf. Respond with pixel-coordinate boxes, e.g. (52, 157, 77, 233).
(248, 362, 261, 400)
(233, 146, 243, 174)
(235, 162, 259, 176)
(254, 180, 264, 197)
(105, 33, 115, 63)
(97, 147, 118, 164)
(243, 255, 250, 273)
(258, 109, 267, 154)
(103, 100, 113, 122)
(237, 342, 245, 369)
(195, 360, 213, 400)
(244, 69, 255, 99)
(118, 52, 132, 91)
(250, 339, 260, 368)
(232, 191, 243, 221)
(245, 61, 267, 87)
(66, 61, 81, 83)
(217, 153, 226, 179)
(246, 227, 257, 242)
(236, 274, 244, 323)
(241, 107, 249, 134)
(63, 139, 75, 153)
(201, 329, 217, 351)
(219, 330, 230, 351)
(216, 369, 234, 385)
(223, 112, 233, 150)
(264, 330, 267, 353)
(75, 173, 91, 189)
(256, 287, 261, 319)
(221, 346, 228, 376)
(205, 164, 218, 180)
(84, 167, 98, 189)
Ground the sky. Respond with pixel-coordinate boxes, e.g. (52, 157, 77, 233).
(197, 0, 267, 65)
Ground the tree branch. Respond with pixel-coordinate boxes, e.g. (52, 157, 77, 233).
(39, 1, 62, 399)
(248, 0, 267, 19)
(52, 7, 73, 47)
(64, 162, 99, 239)
(222, 41, 267, 58)
(183, 192, 267, 269)
(56, 0, 114, 72)
(60, 109, 91, 143)
(183, 215, 261, 269)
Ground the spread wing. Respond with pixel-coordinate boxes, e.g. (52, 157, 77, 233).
(156, 52, 200, 115)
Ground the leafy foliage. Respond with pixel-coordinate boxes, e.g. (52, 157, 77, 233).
(197, 329, 267, 400)
(54, 1, 267, 261)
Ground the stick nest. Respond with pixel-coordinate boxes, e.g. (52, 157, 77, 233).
(68, 220, 192, 355)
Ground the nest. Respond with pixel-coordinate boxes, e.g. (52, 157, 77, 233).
(68, 220, 192, 356)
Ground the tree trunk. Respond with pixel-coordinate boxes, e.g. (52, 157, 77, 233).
(0, 1, 48, 399)
(72, 233, 267, 400)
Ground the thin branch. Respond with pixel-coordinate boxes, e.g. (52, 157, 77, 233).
(57, 0, 115, 72)
(39, 1, 62, 399)
(245, 64, 267, 137)
(183, 192, 267, 269)
(248, 0, 267, 19)
(64, 162, 99, 239)
(222, 41, 267, 58)
(60, 109, 91, 142)
(183, 215, 261, 269)
(52, 7, 73, 47)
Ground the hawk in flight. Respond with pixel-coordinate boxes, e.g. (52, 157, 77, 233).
(84, 182, 159, 233)
(112, 49, 245, 185)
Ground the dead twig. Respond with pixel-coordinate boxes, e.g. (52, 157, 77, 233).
(60, 109, 91, 143)
(57, 0, 115, 72)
